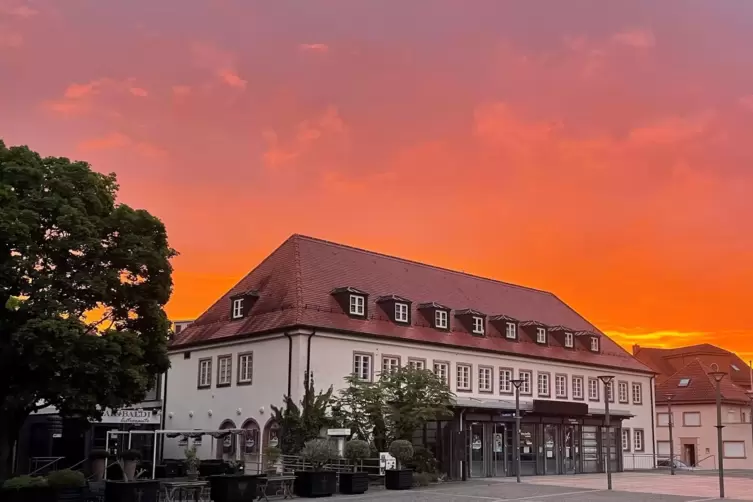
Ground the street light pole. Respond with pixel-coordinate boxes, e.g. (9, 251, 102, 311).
(708, 366, 727, 500)
(598, 375, 615, 491)
(666, 394, 675, 475)
(511, 378, 524, 484)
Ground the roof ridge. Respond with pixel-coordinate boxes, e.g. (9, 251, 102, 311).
(292, 234, 554, 297)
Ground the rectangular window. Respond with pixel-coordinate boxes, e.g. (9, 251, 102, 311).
(634, 429, 644, 452)
(217, 355, 232, 387)
(382, 355, 400, 375)
(590, 337, 599, 352)
(723, 441, 745, 459)
(408, 358, 425, 370)
(536, 328, 547, 344)
(349, 294, 365, 316)
(622, 428, 631, 451)
(564, 332, 574, 348)
(499, 368, 513, 394)
(505, 322, 517, 339)
(537, 372, 550, 397)
(433, 361, 449, 385)
(606, 380, 614, 402)
(657, 413, 671, 427)
(683, 411, 701, 426)
(588, 378, 599, 401)
(456, 364, 471, 391)
(656, 441, 671, 456)
(519, 370, 532, 395)
(618, 381, 629, 403)
(198, 358, 212, 388)
(572, 376, 584, 400)
(435, 310, 448, 329)
(353, 353, 372, 381)
(232, 298, 244, 319)
(632, 382, 643, 404)
(479, 366, 493, 393)
(394, 303, 409, 323)
(472, 316, 484, 335)
(555, 374, 567, 398)
(237, 352, 253, 384)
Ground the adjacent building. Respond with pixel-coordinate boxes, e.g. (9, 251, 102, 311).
(164, 234, 655, 479)
(634, 344, 753, 470)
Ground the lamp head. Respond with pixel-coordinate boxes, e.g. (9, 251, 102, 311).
(707, 364, 727, 383)
(597, 375, 615, 384)
(511, 378, 524, 389)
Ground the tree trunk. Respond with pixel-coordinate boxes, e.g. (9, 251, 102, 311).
(0, 411, 26, 481)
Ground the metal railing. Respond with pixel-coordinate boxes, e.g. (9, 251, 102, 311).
(29, 456, 65, 476)
(243, 454, 382, 477)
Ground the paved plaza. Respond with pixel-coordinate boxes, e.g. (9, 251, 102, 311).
(329, 472, 753, 501)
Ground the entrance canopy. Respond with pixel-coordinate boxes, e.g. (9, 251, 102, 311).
(454, 397, 633, 419)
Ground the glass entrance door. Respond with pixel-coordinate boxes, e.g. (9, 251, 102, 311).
(469, 423, 485, 477)
(563, 425, 579, 474)
(490, 423, 506, 477)
(543, 425, 558, 474)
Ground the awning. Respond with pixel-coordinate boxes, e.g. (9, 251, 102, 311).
(454, 397, 533, 411)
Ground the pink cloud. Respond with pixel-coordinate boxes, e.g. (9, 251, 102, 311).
(299, 43, 328, 52)
(628, 112, 714, 144)
(0, 2, 38, 18)
(78, 132, 167, 159)
(612, 29, 655, 49)
(64, 79, 107, 99)
(172, 85, 191, 97)
(218, 69, 247, 89)
(0, 31, 22, 48)
(128, 87, 148, 97)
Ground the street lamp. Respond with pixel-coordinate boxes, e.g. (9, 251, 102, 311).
(511, 378, 524, 483)
(748, 391, 753, 469)
(598, 375, 615, 491)
(708, 365, 727, 500)
(665, 393, 675, 475)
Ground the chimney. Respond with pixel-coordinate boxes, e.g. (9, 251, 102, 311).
(632, 344, 641, 355)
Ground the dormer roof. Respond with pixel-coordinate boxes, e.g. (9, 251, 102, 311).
(489, 314, 518, 323)
(376, 294, 411, 303)
(331, 286, 367, 295)
(417, 301, 450, 310)
(455, 308, 485, 317)
(519, 320, 547, 328)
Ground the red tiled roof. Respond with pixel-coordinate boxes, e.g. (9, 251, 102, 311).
(171, 235, 653, 373)
(656, 359, 751, 405)
(634, 344, 752, 388)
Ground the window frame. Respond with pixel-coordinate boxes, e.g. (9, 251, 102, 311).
(617, 381, 629, 404)
(456, 363, 472, 392)
(216, 354, 233, 388)
(505, 322, 517, 340)
(632, 382, 643, 404)
(634, 429, 645, 452)
(407, 358, 426, 371)
(536, 327, 547, 344)
(433, 360, 450, 385)
(683, 411, 702, 427)
(590, 336, 599, 352)
(564, 332, 574, 348)
(435, 309, 449, 330)
(499, 367, 514, 395)
(572, 375, 584, 401)
(353, 352, 373, 381)
(656, 412, 672, 427)
(622, 428, 631, 452)
(381, 355, 401, 375)
(237, 351, 253, 385)
(723, 441, 746, 459)
(349, 294, 366, 316)
(606, 380, 615, 403)
(588, 377, 600, 402)
(394, 302, 409, 323)
(555, 373, 568, 398)
(478, 365, 493, 394)
(472, 316, 485, 335)
(197, 357, 212, 389)
(537, 371, 551, 397)
(519, 370, 533, 396)
(231, 298, 244, 319)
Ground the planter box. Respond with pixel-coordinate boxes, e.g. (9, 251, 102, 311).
(53, 487, 84, 502)
(104, 480, 159, 502)
(385, 469, 413, 490)
(209, 475, 260, 502)
(294, 471, 337, 498)
(338, 472, 369, 495)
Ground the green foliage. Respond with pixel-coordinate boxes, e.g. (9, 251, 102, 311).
(388, 440, 414, 468)
(343, 440, 370, 463)
(406, 446, 438, 474)
(413, 471, 431, 487)
(300, 439, 339, 471)
(120, 449, 142, 461)
(332, 366, 454, 451)
(46, 469, 86, 489)
(270, 372, 336, 455)
(184, 446, 200, 473)
(0, 140, 176, 477)
(263, 446, 281, 467)
(2, 475, 47, 490)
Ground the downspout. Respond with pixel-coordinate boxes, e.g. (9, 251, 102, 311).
(284, 333, 293, 397)
(649, 374, 656, 468)
(458, 408, 466, 481)
(305, 330, 317, 379)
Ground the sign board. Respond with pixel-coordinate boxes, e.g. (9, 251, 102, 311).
(493, 433, 504, 453)
(378, 452, 396, 475)
(101, 408, 161, 424)
(326, 428, 351, 436)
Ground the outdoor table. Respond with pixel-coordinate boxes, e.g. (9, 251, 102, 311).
(161, 480, 209, 502)
(258, 474, 296, 500)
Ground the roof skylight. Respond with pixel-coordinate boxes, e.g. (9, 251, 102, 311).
(731, 364, 740, 371)
(678, 378, 691, 387)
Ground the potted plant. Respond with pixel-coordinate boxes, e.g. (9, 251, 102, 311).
(184, 446, 200, 480)
(208, 469, 260, 502)
(339, 440, 370, 495)
(46, 469, 86, 502)
(262, 446, 281, 475)
(294, 439, 339, 497)
(104, 478, 160, 502)
(88, 449, 110, 482)
(385, 440, 414, 490)
(120, 449, 142, 481)
(1, 475, 53, 502)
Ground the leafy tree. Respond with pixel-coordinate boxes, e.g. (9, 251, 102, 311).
(270, 372, 336, 455)
(330, 374, 388, 451)
(0, 141, 175, 479)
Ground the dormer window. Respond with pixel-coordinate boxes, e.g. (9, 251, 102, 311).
(505, 322, 516, 340)
(394, 302, 409, 323)
(435, 310, 448, 329)
(232, 298, 244, 319)
(472, 316, 485, 335)
(590, 336, 599, 352)
(536, 327, 547, 344)
(349, 295, 366, 316)
(564, 332, 574, 348)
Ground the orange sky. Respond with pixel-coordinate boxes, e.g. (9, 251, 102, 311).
(2, 1, 753, 357)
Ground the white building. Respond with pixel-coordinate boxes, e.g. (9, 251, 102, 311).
(163, 234, 655, 479)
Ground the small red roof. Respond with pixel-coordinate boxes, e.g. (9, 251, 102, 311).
(171, 235, 652, 373)
(656, 359, 751, 405)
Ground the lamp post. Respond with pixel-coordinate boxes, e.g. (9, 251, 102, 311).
(747, 391, 753, 470)
(511, 378, 524, 483)
(598, 375, 615, 491)
(708, 366, 727, 500)
(666, 393, 675, 475)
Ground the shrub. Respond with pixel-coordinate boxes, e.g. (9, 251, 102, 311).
(184, 446, 200, 473)
(300, 439, 339, 471)
(2, 475, 47, 490)
(413, 471, 431, 487)
(388, 440, 414, 469)
(46, 469, 86, 489)
(88, 449, 110, 460)
(120, 449, 142, 461)
(406, 446, 438, 474)
(344, 440, 370, 471)
(263, 446, 281, 467)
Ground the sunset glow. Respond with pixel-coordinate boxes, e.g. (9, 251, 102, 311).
(2, 1, 752, 357)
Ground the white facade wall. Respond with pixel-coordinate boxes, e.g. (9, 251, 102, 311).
(164, 329, 655, 467)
